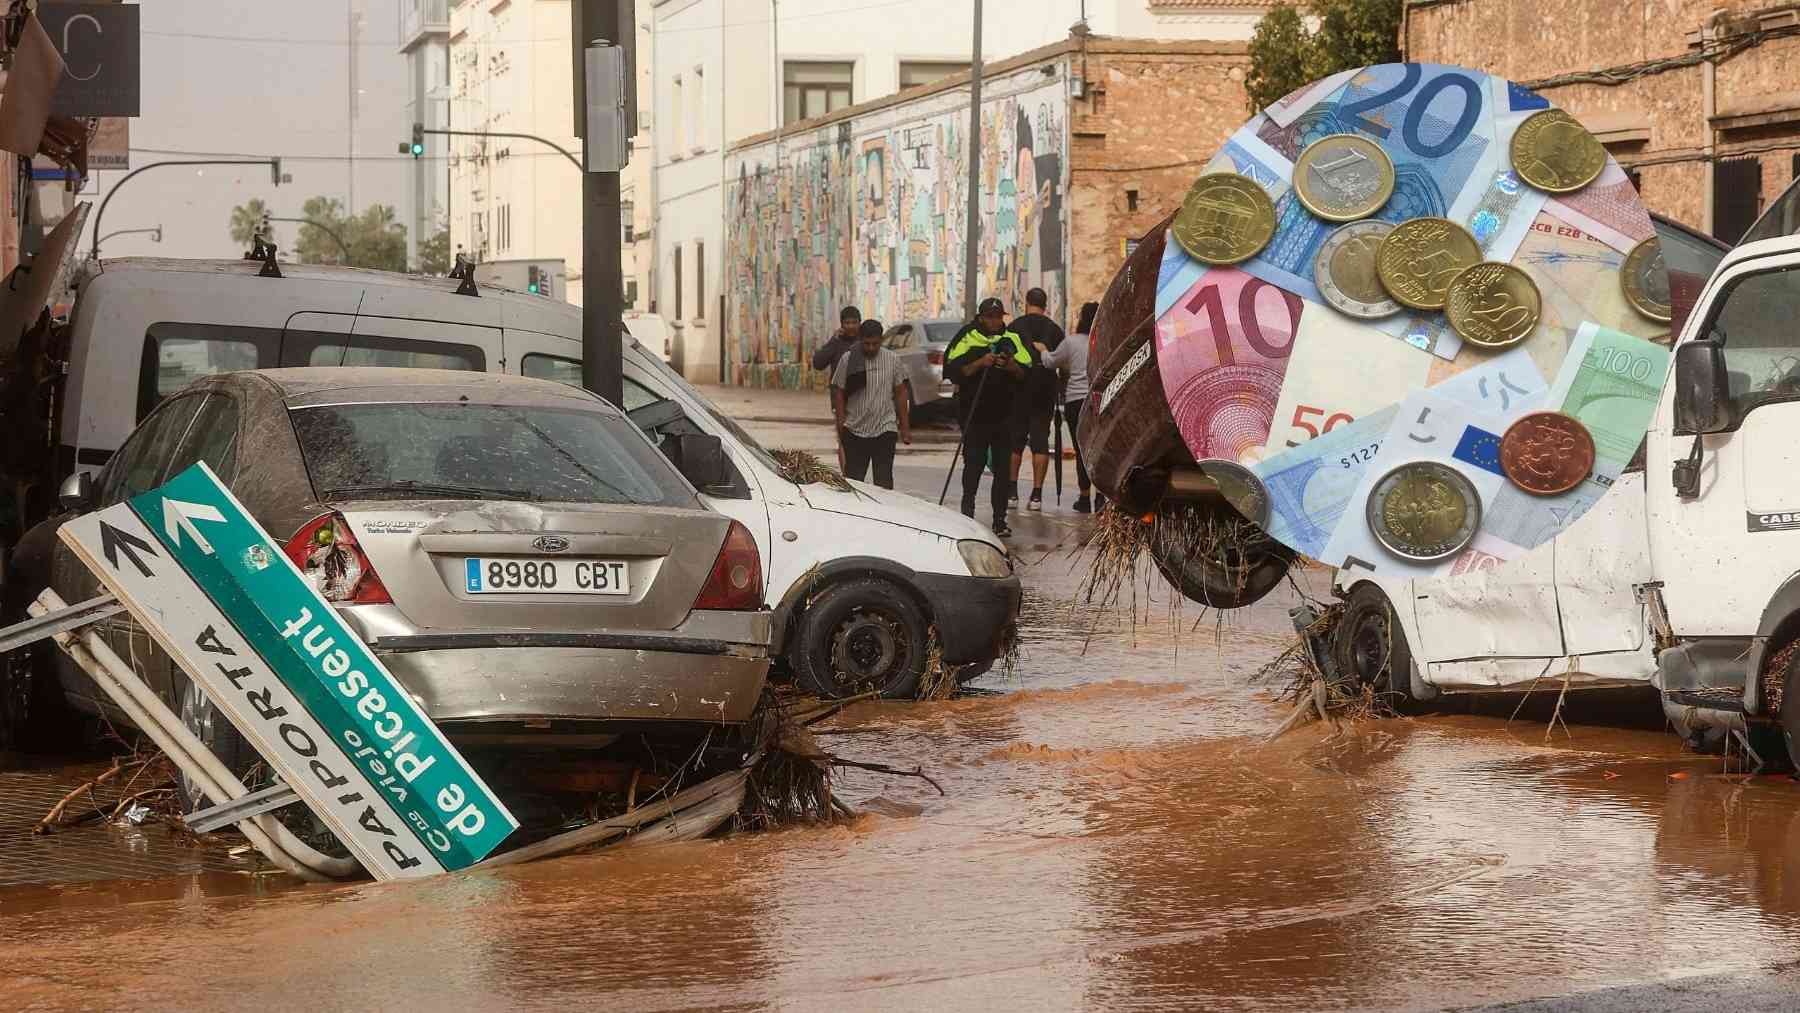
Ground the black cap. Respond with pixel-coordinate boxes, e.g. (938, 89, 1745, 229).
(978, 297, 1005, 316)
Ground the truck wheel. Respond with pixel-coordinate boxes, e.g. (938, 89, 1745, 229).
(1331, 584, 1416, 710)
(1781, 647, 1800, 768)
(790, 577, 929, 700)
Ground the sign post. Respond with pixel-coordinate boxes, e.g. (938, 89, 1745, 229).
(59, 463, 518, 879)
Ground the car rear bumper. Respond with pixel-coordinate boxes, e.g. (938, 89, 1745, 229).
(344, 606, 771, 726)
(913, 572, 1022, 665)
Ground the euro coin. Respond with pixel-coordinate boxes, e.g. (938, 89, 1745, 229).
(1172, 172, 1277, 266)
(1293, 134, 1396, 222)
(1500, 411, 1595, 496)
(1376, 217, 1482, 311)
(1366, 461, 1481, 563)
(1510, 109, 1607, 194)
(1314, 221, 1400, 319)
(1198, 459, 1271, 528)
(1621, 237, 1673, 322)
(1444, 261, 1542, 348)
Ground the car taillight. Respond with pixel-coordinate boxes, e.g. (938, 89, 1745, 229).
(284, 513, 392, 605)
(692, 520, 762, 611)
(927, 349, 944, 366)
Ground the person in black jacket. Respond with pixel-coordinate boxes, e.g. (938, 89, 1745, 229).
(946, 297, 1031, 537)
(812, 305, 862, 468)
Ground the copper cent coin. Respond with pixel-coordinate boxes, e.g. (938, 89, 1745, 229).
(1499, 411, 1596, 496)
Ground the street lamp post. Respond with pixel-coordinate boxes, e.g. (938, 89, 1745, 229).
(90, 158, 283, 261)
(95, 225, 162, 251)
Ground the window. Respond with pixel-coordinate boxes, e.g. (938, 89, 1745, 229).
(671, 75, 685, 152)
(898, 61, 967, 89)
(138, 324, 275, 421)
(108, 394, 205, 504)
(521, 354, 667, 412)
(283, 334, 484, 372)
(290, 402, 693, 507)
(673, 243, 684, 320)
(625, 279, 639, 308)
(164, 393, 242, 485)
(696, 241, 706, 319)
(1698, 264, 1800, 421)
(1650, 216, 1727, 336)
(621, 199, 634, 243)
(691, 65, 705, 149)
(783, 61, 852, 124)
(1713, 156, 1762, 245)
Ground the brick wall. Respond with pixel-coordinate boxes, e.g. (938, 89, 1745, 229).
(1404, 0, 1800, 238)
(1066, 40, 1251, 311)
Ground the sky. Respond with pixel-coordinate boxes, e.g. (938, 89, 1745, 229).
(83, 1, 414, 262)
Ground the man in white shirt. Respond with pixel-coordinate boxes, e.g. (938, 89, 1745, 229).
(831, 319, 912, 488)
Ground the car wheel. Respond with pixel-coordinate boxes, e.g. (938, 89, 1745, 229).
(1148, 503, 1293, 611)
(175, 677, 257, 814)
(1330, 584, 1416, 710)
(791, 577, 929, 700)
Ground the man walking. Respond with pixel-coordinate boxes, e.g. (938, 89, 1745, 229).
(1048, 300, 1098, 512)
(946, 297, 1030, 537)
(1007, 287, 1065, 512)
(813, 305, 863, 470)
(831, 318, 911, 489)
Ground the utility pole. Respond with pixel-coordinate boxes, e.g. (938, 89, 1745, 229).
(574, 0, 634, 408)
(962, 0, 983, 321)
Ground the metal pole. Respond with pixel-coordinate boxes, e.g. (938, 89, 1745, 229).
(423, 127, 583, 171)
(90, 159, 278, 261)
(578, 0, 626, 409)
(962, 0, 983, 321)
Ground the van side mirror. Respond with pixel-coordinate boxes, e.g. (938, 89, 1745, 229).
(672, 433, 729, 491)
(58, 471, 93, 513)
(1672, 339, 1732, 435)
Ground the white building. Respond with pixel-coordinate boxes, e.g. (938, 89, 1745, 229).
(446, 0, 654, 307)
(647, 0, 1265, 382)
(399, 0, 451, 269)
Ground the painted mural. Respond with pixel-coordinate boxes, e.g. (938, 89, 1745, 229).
(725, 67, 1069, 389)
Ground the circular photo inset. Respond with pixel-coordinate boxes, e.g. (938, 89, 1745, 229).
(1151, 63, 1671, 579)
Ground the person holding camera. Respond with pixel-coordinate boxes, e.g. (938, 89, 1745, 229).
(946, 297, 1031, 537)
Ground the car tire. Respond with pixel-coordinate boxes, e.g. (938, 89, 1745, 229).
(1148, 504, 1294, 611)
(1330, 584, 1416, 711)
(790, 577, 929, 700)
(1780, 646, 1800, 769)
(175, 676, 258, 814)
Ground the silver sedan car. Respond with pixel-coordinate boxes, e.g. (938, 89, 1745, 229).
(47, 368, 770, 786)
(885, 318, 965, 418)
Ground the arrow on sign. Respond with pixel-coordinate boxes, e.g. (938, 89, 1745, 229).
(99, 520, 158, 577)
(164, 498, 227, 555)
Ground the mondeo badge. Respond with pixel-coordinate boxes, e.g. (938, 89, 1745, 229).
(533, 534, 570, 552)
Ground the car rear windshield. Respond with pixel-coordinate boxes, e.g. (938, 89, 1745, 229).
(290, 402, 697, 507)
(924, 322, 963, 343)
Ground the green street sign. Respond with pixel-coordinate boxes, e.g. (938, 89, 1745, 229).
(125, 462, 518, 869)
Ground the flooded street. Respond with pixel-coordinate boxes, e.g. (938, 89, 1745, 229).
(5, 454, 1800, 1011)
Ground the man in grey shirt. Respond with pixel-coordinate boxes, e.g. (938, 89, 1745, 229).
(1042, 300, 1098, 512)
(831, 318, 912, 488)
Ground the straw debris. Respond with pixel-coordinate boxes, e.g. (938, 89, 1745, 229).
(770, 448, 855, 492)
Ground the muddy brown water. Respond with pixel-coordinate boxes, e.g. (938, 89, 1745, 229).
(5, 467, 1800, 1010)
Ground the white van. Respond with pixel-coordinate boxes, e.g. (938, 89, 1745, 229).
(49, 257, 1020, 698)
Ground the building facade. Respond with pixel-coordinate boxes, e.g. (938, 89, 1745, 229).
(445, 0, 654, 307)
(1404, 0, 1800, 245)
(723, 36, 1249, 388)
(649, 0, 1262, 382)
(399, 0, 451, 269)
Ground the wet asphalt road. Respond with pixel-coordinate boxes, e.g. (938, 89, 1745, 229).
(4, 425, 1800, 1011)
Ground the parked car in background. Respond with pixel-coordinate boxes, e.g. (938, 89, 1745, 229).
(44, 368, 770, 809)
(885, 318, 964, 420)
(623, 311, 673, 364)
(13, 257, 1017, 707)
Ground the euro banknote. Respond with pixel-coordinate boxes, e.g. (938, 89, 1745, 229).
(1156, 267, 1299, 463)
(1544, 321, 1671, 473)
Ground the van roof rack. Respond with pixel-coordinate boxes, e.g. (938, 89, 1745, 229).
(447, 254, 480, 298)
(243, 234, 282, 279)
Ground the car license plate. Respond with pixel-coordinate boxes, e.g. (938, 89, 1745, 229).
(464, 558, 629, 595)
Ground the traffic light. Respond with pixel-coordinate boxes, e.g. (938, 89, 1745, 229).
(410, 122, 424, 158)
(527, 264, 541, 295)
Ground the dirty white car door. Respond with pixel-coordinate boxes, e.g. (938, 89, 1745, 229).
(1409, 539, 1565, 689)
